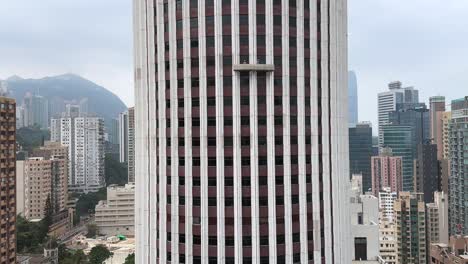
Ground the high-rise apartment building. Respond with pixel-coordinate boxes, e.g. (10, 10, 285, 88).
(95, 183, 135, 236)
(441, 111, 452, 160)
(16, 156, 68, 220)
(119, 110, 129, 163)
(378, 187, 397, 223)
(426, 192, 449, 245)
(51, 106, 105, 193)
(379, 220, 396, 264)
(371, 147, 402, 196)
(127, 107, 135, 183)
(448, 97, 468, 236)
(413, 143, 440, 203)
(430, 96, 446, 160)
(349, 122, 373, 192)
(377, 81, 419, 147)
(381, 125, 414, 191)
(133, 0, 350, 263)
(0, 97, 17, 264)
(348, 71, 358, 127)
(394, 192, 427, 264)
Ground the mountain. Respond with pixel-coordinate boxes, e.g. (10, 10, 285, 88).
(4, 74, 127, 126)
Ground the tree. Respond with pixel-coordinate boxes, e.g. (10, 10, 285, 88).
(105, 155, 128, 186)
(75, 187, 107, 219)
(16, 215, 49, 253)
(124, 253, 135, 264)
(86, 223, 99, 238)
(88, 244, 113, 264)
(16, 126, 50, 152)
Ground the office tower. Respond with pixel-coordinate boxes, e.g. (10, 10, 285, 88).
(430, 96, 446, 159)
(51, 107, 105, 193)
(426, 192, 449, 245)
(378, 187, 397, 223)
(23, 93, 49, 129)
(430, 235, 468, 264)
(119, 110, 129, 163)
(95, 183, 135, 236)
(0, 97, 16, 264)
(448, 97, 468, 236)
(394, 192, 427, 264)
(133, 0, 350, 263)
(381, 125, 414, 191)
(127, 107, 135, 183)
(350, 176, 380, 262)
(349, 122, 373, 192)
(413, 144, 440, 203)
(377, 81, 419, 147)
(379, 220, 396, 264)
(371, 147, 402, 196)
(348, 71, 358, 127)
(388, 103, 430, 150)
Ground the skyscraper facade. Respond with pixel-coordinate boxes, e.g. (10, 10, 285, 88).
(381, 125, 414, 191)
(133, 0, 350, 263)
(377, 81, 419, 148)
(349, 122, 373, 192)
(413, 143, 440, 203)
(348, 71, 358, 127)
(448, 97, 468, 236)
(0, 97, 16, 264)
(429, 96, 445, 160)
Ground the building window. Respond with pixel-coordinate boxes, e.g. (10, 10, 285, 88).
(354, 237, 368, 261)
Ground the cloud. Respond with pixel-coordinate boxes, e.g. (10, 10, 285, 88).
(349, 0, 468, 129)
(0, 0, 133, 106)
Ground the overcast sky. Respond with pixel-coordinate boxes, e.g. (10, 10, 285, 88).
(1, 1, 468, 128)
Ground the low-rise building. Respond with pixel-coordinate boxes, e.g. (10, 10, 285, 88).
(350, 175, 382, 263)
(378, 187, 397, 223)
(430, 235, 468, 264)
(379, 220, 396, 264)
(95, 184, 135, 236)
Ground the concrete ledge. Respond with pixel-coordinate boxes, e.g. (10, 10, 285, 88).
(233, 64, 275, 72)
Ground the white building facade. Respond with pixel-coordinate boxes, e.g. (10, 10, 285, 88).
(51, 107, 105, 193)
(133, 0, 350, 263)
(95, 184, 135, 236)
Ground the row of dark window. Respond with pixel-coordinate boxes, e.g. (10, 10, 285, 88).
(168, 193, 313, 206)
(166, 154, 313, 166)
(163, 135, 313, 148)
(172, 174, 313, 186)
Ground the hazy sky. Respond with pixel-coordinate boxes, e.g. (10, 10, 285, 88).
(1, 0, 468, 128)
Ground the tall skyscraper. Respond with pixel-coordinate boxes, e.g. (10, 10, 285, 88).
(0, 97, 16, 264)
(51, 106, 105, 193)
(388, 103, 430, 151)
(371, 148, 402, 196)
(394, 192, 427, 264)
(349, 122, 373, 192)
(23, 93, 49, 129)
(381, 125, 414, 191)
(413, 144, 440, 203)
(448, 97, 468, 236)
(133, 0, 350, 263)
(429, 96, 446, 159)
(377, 81, 419, 147)
(348, 71, 358, 127)
(127, 107, 135, 183)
